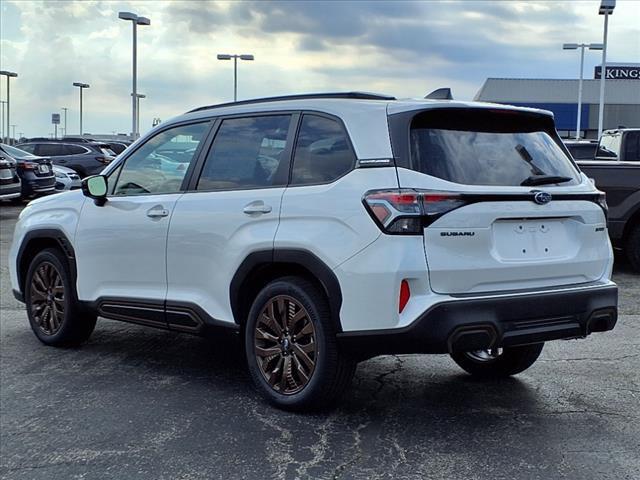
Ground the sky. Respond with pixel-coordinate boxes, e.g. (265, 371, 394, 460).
(1, 0, 639, 139)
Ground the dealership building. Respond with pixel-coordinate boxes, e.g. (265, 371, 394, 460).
(475, 64, 640, 139)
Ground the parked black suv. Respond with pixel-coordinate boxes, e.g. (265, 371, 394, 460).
(0, 144, 55, 199)
(16, 141, 115, 177)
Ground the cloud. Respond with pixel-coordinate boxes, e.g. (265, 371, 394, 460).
(0, 0, 638, 137)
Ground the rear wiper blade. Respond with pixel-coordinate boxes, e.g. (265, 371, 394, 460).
(520, 175, 573, 186)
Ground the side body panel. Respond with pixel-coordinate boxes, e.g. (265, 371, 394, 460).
(166, 188, 286, 324)
(276, 168, 397, 270)
(74, 194, 183, 301)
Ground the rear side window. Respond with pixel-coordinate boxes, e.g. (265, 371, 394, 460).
(65, 144, 87, 155)
(36, 144, 66, 156)
(624, 132, 639, 161)
(597, 134, 621, 159)
(197, 115, 291, 190)
(291, 115, 355, 185)
(409, 110, 579, 186)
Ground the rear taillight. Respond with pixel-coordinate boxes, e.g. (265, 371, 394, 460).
(21, 161, 38, 170)
(363, 189, 467, 235)
(596, 192, 608, 221)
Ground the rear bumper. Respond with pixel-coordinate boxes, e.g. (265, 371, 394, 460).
(0, 183, 22, 200)
(22, 175, 56, 196)
(337, 283, 618, 358)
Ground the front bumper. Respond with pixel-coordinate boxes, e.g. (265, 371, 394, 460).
(337, 283, 618, 358)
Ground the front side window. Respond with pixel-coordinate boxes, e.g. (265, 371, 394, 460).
(197, 115, 291, 190)
(113, 122, 209, 196)
(291, 115, 355, 185)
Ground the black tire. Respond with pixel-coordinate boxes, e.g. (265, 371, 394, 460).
(450, 343, 544, 378)
(245, 276, 356, 411)
(25, 248, 97, 346)
(626, 223, 640, 273)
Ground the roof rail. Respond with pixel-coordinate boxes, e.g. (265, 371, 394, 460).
(187, 92, 396, 113)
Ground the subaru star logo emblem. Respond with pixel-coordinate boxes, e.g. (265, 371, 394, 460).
(533, 191, 552, 205)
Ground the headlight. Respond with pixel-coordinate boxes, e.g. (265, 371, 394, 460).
(55, 172, 67, 179)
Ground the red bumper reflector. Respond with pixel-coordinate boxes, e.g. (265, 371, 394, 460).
(399, 280, 411, 313)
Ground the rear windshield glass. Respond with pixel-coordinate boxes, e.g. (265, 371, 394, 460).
(566, 144, 597, 160)
(409, 109, 579, 186)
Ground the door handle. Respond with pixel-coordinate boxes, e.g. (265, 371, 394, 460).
(243, 201, 272, 215)
(146, 206, 170, 218)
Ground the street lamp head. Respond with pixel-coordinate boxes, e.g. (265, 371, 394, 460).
(217, 54, 232, 60)
(240, 54, 255, 61)
(119, 11, 138, 21)
(0, 71, 18, 77)
(562, 43, 579, 50)
(599, 0, 615, 14)
(136, 16, 150, 26)
(589, 43, 604, 50)
(73, 82, 90, 88)
(131, 93, 146, 98)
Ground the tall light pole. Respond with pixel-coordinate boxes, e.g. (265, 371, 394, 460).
(217, 54, 254, 102)
(0, 71, 18, 144)
(132, 93, 146, 137)
(563, 43, 603, 139)
(597, 0, 615, 139)
(61, 107, 68, 138)
(73, 83, 90, 135)
(0, 100, 5, 142)
(119, 11, 150, 140)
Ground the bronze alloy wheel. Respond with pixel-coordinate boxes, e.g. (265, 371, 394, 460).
(254, 295, 317, 395)
(29, 261, 65, 336)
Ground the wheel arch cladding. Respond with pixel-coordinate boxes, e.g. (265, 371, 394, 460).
(17, 229, 77, 293)
(230, 249, 344, 333)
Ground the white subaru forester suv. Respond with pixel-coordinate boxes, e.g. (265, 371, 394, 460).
(9, 93, 618, 410)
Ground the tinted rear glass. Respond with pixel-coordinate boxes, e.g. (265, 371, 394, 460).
(566, 144, 597, 160)
(409, 110, 579, 186)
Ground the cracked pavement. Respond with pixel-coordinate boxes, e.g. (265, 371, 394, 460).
(1, 203, 639, 479)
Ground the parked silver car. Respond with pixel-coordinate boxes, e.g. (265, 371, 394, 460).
(53, 165, 82, 191)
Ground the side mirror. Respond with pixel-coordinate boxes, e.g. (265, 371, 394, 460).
(82, 175, 108, 206)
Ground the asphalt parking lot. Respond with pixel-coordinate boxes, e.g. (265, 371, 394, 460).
(1, 201, 638, 480)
